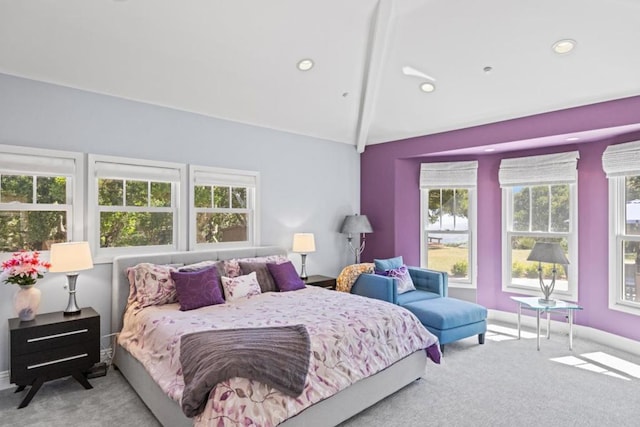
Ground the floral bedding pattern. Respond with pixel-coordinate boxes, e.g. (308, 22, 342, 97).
(118, 286, 439, 427)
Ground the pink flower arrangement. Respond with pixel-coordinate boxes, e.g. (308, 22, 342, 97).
(1, 251, 51, 287)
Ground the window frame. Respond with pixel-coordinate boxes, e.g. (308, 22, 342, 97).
(188, 165, 259, 250)
(0, 144, 84, 258)
(419, 161, 478, 289)
(87, 154, 187, 263)
(500, 151, 580, 301)
(603, 140, 640, 315)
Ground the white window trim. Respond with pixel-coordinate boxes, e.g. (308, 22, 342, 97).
(188, 165, 260, 250)
(420, 161, 478, 288)
(603, 140, 640, 316)
(87, 154, 187, 263)
(0, 144, 84, 259)
(500, 151, 580, 301)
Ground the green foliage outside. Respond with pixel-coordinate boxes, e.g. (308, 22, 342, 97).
(194, 185, 248, 244)
(0, 175, 67, 252)
(451, 260, 467, 277)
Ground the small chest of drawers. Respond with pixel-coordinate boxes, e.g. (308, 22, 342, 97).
(303, 275, 337, 290)
(8, 307, 100, 408)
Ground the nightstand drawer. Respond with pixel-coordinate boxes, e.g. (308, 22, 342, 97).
(11, 316, 99, 356)
(11, 343, 97, 385)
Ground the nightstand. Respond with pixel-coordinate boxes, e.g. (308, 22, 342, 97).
(303, 275, 337, 290)
(8, 307, 100, 408)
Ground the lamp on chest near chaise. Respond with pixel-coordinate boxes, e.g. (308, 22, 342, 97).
(340, 214, 373, 264)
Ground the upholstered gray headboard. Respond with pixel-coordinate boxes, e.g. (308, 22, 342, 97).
(111, 246, 288, 333)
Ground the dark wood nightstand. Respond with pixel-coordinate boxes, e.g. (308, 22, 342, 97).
(8, 307, 100, 408)
(303, 275, 337, 290)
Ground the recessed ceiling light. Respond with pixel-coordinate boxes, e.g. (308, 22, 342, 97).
(297, 59, 314, 71)
(484, 148, 496, 152)
(552, 39, 576, 54)
(483, 66, 493, 73)
(420, 82, 436, 93)
(566, 137, 580, 141)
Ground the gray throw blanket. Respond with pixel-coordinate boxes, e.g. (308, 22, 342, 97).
(179, 325, 311, 418)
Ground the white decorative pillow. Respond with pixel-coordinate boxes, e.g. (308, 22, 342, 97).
(220, 271, 262, 302)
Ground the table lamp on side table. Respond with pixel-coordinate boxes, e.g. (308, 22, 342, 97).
(292, 233, 316, 280)
(526, 242, 569, 306)
(49, 241, 94, 316)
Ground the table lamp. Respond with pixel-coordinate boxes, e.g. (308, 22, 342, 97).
(340, 214, 373, 264)
(49, 241, 94, 315)
(526, 242, 569, 306)
(292, 233, 315, 280)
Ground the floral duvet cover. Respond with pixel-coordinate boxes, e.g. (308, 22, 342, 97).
(118, 286, 439, 427)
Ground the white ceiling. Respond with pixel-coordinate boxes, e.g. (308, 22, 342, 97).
(1, 0, 640, 152)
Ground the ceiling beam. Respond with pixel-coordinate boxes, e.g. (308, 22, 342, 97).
(355, 0, 394, 154)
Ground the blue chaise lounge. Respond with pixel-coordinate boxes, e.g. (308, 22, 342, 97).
(351, 267, 487, 348)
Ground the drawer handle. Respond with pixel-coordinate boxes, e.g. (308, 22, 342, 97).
(27, 329, 89, 343)
(27, 353, 89, 370)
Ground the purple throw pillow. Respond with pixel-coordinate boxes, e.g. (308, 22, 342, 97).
(375, 264, 416, 294)
(170, 265, 225, 311)
(267, 261, 305, 292)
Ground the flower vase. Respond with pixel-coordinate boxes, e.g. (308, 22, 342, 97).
(14, 285, 41, 321)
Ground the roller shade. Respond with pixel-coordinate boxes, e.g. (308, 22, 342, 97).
(93, 160, 181, 182)
(192, 168, 257, 187)
(0, 152, 76, 176)
(499, 151, 579, 187)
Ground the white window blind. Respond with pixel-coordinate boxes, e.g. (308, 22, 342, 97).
(193, 169, 257, 187)
(0, 152, 77, 176)
(602, 140, 640, 177)
(499, 151, 580, 187)
(93, 161, 181, 182)
(420, 161, 478, 188)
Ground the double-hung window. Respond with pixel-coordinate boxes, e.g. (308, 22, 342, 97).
(88, 154, 186, 261)
(603, 141, 640, 315)
(420, 161, 478, 287)
(189, 165, 259, 249)
(500, 151, 579, 300)
(0, 145, 83, 255)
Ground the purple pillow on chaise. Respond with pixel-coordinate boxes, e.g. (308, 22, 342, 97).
(170, 265, 225, 311)
(375, 264, 416, 294)
(267, 261, 305, 292)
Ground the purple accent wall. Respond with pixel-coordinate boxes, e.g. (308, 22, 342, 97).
(361, 95, 640, 342)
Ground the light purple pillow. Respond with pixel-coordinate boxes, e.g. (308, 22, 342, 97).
(267, 261, 305, 292)
(375, 264, 416, 294)
(170, 266, 225, 311)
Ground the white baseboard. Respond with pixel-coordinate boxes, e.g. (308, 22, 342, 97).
(0, 370, 10, 391)
(488, 309, 640, 354)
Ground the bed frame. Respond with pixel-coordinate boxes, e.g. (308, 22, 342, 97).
(111, 246, 428, 426)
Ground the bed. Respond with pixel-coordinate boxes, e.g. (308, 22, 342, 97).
(111, 246, 440, 426)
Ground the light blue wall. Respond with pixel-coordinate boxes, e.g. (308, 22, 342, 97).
(0, 73, 360, 373)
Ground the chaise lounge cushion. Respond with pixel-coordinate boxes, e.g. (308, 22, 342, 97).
(396, 289, 441, 306)
(402, 298, 487, 330)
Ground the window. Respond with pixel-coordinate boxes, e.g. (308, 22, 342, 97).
(0, 145, 83, 255)
(88, 154, 186, 261)
(603, 141, 640, 315)
(500, 151, 579, 300)
(420, 161, 477, 287)
(189, 165, 258, 249)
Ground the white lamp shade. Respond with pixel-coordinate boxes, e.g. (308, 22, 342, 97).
(292, 233, 316, 253)
(49, 241, 94, 273)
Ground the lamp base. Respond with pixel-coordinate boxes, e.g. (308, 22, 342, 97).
(538, 298, 556, 306)
(63, 309, 82, 316)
